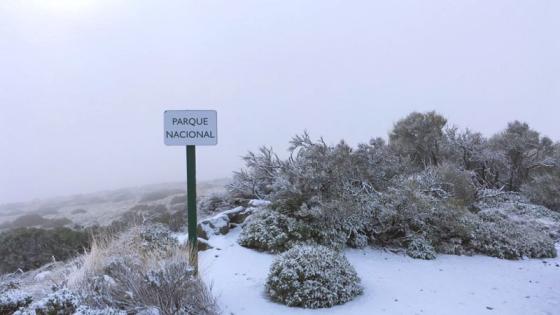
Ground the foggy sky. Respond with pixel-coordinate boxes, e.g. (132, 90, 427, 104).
(1, 0, 559, 203)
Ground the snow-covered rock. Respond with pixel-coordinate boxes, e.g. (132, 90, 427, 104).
(249, 199, 272, 207)
(197, 206, 256, 240)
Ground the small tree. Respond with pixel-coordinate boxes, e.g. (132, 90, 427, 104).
(389, 111, 447, 168)
(228, 146, 281, 199)
(489, 121, 554, 191)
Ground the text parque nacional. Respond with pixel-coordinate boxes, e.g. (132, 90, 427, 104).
(165, 117, 216, 139)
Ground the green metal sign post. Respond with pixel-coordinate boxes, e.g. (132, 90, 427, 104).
(186, 145, 198, 272)
(164, 110, 217, 274)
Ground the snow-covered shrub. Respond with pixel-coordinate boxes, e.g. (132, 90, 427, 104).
(489, 121, 553, 191)
(15, 287, 80, 315)
(231, 120, 560, 260)
(469, 211, 557, 259)
(406, 237, 436, 260)
(473, 192, 560, 240)
(473, 189, 529, 209)
(371, 181, 476, 253)
(69, 224, 219, 315)
(352, 137, 409, 192)
(0, 290, 32, 314)
(266, 245, 362, 308)
(389, 111, 447, 168)
(238, 209, 346, 253)
(198, 192, 235, 214)
(372, 181, 557, 259)
(137, 224, 178, 254)
(13, 288, 125, 315)
(229, 146, 282, 200)
(522, 173, 560, 212)
(238, 209, 305, 252)
(435, 164, 478, 206)
(152, 210, 186, 232)
(347, 230, 369, 249)
(73, 305, 125, 315)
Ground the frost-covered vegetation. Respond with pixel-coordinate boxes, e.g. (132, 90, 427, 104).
(266, 245, 362, 308)
(0, 214, 73, 230)
(0, 227, 91, 274)
(0, 224, 219, 315)
(0, 289, 32, 314)
(232, 112, 560, 260)
(68, 225, 219, 315)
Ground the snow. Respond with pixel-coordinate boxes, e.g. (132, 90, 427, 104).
(33, 271, 52, 281)
(171, 232, 189, 245)
(200, 227, 560, 315)
(249, 200, 272, 207)
(221, 206, 247, 216)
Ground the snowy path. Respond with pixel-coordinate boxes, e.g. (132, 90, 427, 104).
(199, 227, 560, 315)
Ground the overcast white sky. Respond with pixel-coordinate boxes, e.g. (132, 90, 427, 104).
(0, 0, 559, 203)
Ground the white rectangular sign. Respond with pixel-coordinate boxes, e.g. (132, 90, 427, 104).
(164, 110, 218, 146)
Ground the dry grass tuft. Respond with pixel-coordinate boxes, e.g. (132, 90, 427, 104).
(67, 225, 219, 315)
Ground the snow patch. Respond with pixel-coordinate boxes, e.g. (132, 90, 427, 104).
(249, 199, 272, 207)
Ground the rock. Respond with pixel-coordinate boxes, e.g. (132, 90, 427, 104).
(197, 211, 232, 238)
(196, 206, 261, 239)
(197, 238, 212, 251)
(197, 225, 209, 240)
(224, 207, 254, 224)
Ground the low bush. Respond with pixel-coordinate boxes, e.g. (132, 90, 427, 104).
(198, 192, 235, 214)
(369, 179, 476, 252)
(435, 164, 477, 206)
(140, 189, 183, 203)
(522, 173, 560, 212)
(169, 194, 187, 205)
(406, 236, 436, 260)
(153, 210, 186, 232)
(17, 287, 79, 315)
(372, 184, 556, 259)
(238, 209, 298, 253)
(69, 225, 219, 315)
(3, 214, 47, 228)
(13, 288, 125, 315)
(238, 209, 346, 253)
(0, 214, 72, 230)
(0, 228, 91, 274)
(266, 245, 362, 308)
(232, 130, 560, 261)
(0, 290, 32, 314)
(469, 211, 557, 259)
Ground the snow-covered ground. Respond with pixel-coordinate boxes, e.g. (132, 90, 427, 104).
(200, 227, 560, 315)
